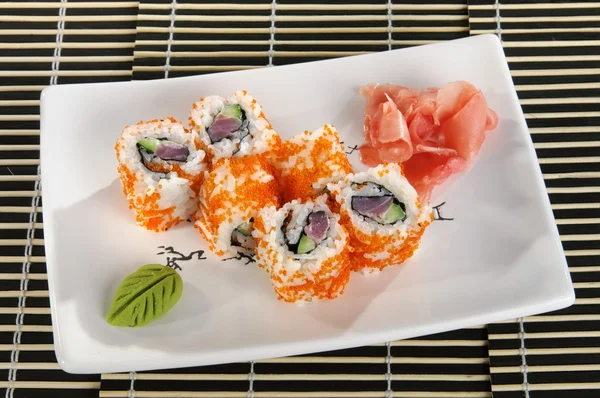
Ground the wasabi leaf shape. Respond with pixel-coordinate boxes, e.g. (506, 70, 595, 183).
(106, 264, 183, 327)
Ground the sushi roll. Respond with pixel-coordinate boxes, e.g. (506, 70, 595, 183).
(194, 155, 280, 257)
(271, 124, 353, 203)
(253, 195, 351, 303)
(328, 163, 432, 273)
(115, 117, 207, 232)
(189, 90, 281, 164)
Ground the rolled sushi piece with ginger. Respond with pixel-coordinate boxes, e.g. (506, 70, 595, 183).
(253, 195, 351, 303)
(189, 90, 281, 164)
(327, 163, 433, 273)
(115, 117, 207, 232)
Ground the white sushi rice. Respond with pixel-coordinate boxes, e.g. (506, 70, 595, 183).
(190, 90, 279, 162)
(328, 163, 432, 239)
(254, 195, 349, 301)
(115, 118, 206, 230)
(215, 209, 253, 256)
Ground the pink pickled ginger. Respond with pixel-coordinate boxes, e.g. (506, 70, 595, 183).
(359, 81, 498, 200)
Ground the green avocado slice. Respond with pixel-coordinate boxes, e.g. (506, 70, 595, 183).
(297, 234, 316, 254)
(236, 222, 252, 236)
(220, 104, 243, 119)
(138, 137, 160, 153)
(380, 202, 406, 224)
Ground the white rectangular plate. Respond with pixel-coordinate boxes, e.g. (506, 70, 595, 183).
(40, 35, 574, 374)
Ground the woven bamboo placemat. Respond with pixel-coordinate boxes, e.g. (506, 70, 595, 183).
(130, 0, 470, 79)
(0, 0, 599, 397)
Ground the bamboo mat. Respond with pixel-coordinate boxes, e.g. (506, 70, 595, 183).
(0, 0, 599, 397)
(131, 0, 470, 79)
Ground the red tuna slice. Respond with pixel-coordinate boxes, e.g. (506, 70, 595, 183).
(351, 196, 393, 219)
(435, 81, 479, 125)
(441, 91, 489, 163)
(402, 152, 467, 200)
(304, 211, 330, 242)
(207, 113, 242, 142)
(155, 141, 190, 161)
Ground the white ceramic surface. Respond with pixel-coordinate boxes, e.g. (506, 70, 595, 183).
(40, 34, 574, 374)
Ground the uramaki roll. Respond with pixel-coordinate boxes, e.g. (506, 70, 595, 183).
(115, 117, 207, 232)
(189, 90, 281, 165)
(194, 155, 280, 257)
(271, 124, 353, 203)
(253, 195, 351, 303)
(327, 163, 432, 272)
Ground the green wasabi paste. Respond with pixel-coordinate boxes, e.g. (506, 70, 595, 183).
(106, 264, 183, 327)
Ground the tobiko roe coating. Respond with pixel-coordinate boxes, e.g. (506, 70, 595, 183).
(194, 155, 280, 257)
(328, 163, 432, 273)
(115, 117, 207, 232)
(271, 124, 353, 203)
(253, 195, 351, 303)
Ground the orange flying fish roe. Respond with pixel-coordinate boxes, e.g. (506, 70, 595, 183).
(272, 252, 351, 303)
(254, 201, 352, 302)
(273, 125, 353, 203)
(194, 155, 280, 256)
(341, 202, 432, 272)
(115, 117, 205, 232)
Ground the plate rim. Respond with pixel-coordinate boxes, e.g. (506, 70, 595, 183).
(39, 34, 575, 374)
